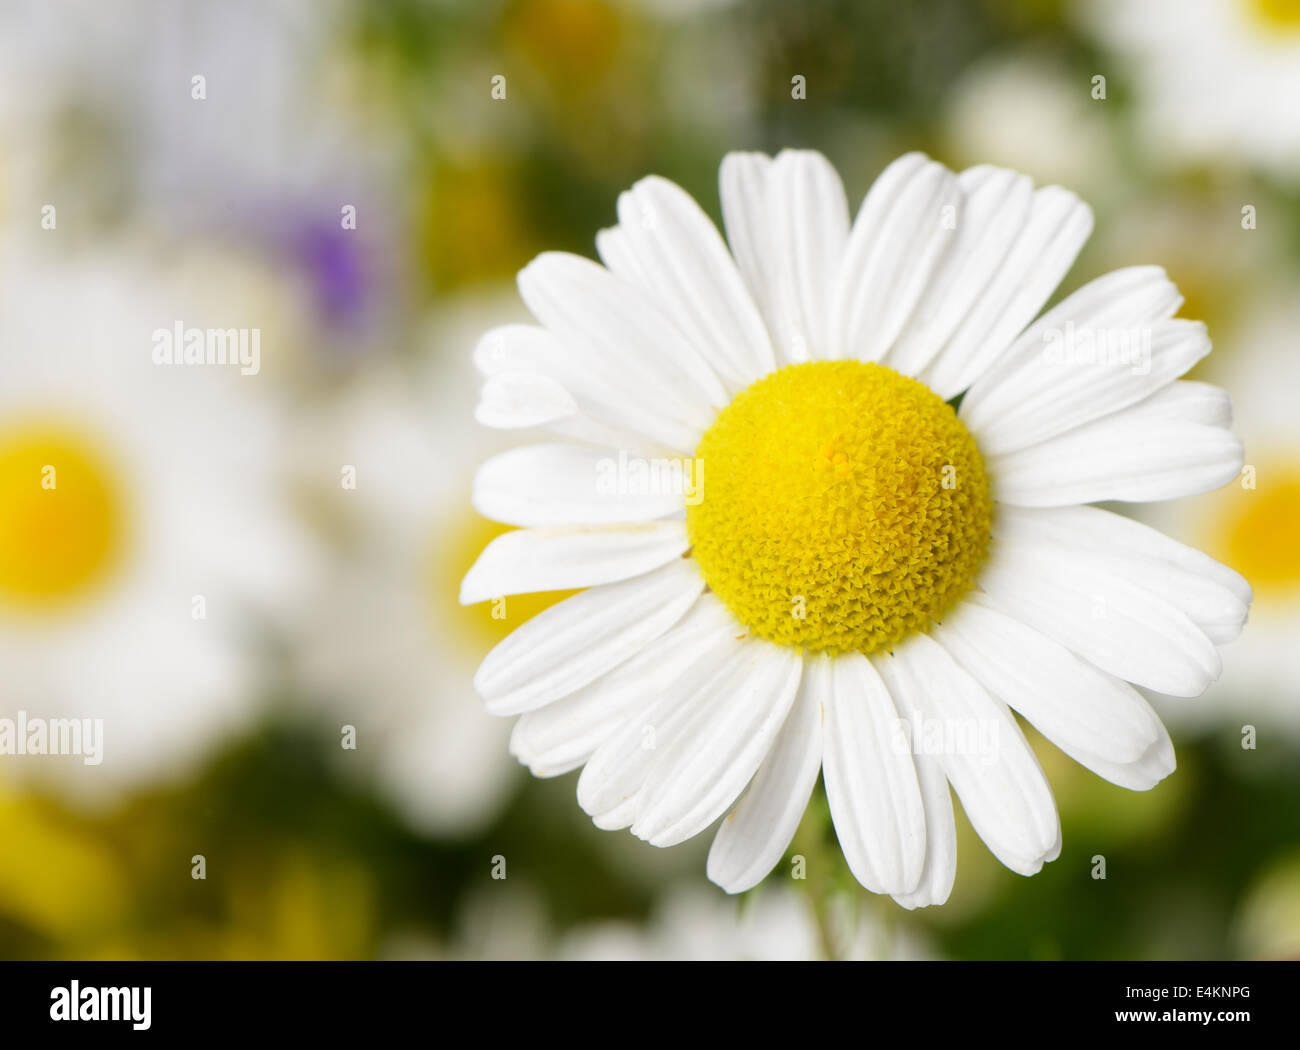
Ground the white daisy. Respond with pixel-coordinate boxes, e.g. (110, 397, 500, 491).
(943, 51, 1118, 202)
(293, 294, 552, 835)
(557, 883, 930, 961)
(459, 149, 1250, 907)
(0, 240, 314, 798)
(1078, 0, 1300, 176)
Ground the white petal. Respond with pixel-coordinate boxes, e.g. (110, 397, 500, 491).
(706, 654, 824, 893)
(921, 184, 1093, 399)
(966, 320, 1210, 456)
(576, 634, 751, 826)
(931, 598, 1159, 764)
(474, 559, 705, 716)
(595, 226, 650, 288)
(994, 503, 1250, 604)
(616, 176, 775, 393)
(475, 370, 579, 429)
(830, 153, 961, 363)
(473, 323, 549, 376)
(765, 149, 850, 363)
(510, 594, 736, 777)
(988, 413, 1243, 507)
(472, 443, 686, 527)
(518, 252, 727, 448)
(631, 641, 803, 847)
(961, 266, 1186, 449)
(718, 152, 780, 351)
(873, 656, 957, 910)
(993, 505, 1250, 642)
(1125, 379, 1233, 427)
(888, 632, 1061, 877)
(886, 165, 1034, 378)
(592, 798, 639, 831)
(821, 652, 927, 896)
(963, 266, 1181, 399)
(976, 540, 1222, 697)
(473, 324, 680, 453)
(1054, 703, 1177, 792)
(460, 521, 689, 604)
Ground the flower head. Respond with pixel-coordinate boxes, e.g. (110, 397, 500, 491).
(460, 149, 1249, 908)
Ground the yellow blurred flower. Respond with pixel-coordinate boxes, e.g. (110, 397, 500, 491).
(0, 779, 127, 947)
(1235, 850, 1300, 959)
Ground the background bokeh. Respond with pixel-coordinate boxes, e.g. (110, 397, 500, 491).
(1, 0, 1298, 960)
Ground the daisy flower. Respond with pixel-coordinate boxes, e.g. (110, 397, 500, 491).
(293, 295, 568, 835)
(943, 51, 1117, 203)
(0, 240, 313, 798)
(459, 149, 1250, 907)
(558, 883, 930, 961)
(1079, 0, 1300, 177)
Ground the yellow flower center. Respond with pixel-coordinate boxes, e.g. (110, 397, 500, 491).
(1250, 0, 1300, 31)
(686, 361, 993, 655)
(0, 422, 124, 609)
(1217, 469, 1300, 595)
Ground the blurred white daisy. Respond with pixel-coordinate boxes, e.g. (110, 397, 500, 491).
(0, 240, 313, 798)
(1234, 851, 1300, 958)
(1079, 0, 1300, 176)
(943, 51, 1117, 202)
(0, 0, 400, 370)
(292, 295, 567, 836)
(0, 0, 362, 205)
(459, 149, 1249, 908)
(558, 883, 929, 961)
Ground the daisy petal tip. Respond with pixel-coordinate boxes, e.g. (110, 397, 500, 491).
(705, 834, 776, 896)
(1009, 828, 1064, 877)
(592, 811, 632, 832)
(516, 250, 584, 297)
(456, 575, 479, 607)
(471, 328, 508, 375)
(1132, 761, 1177, 793)
(474, 372, 579, 430)
(710, 878, 750, 898)
(890, 887, 948, 912)
(772, 145, 831, 168)
(632, 812, 690, 849)
(704, 859, 756, 897)
(1155, 750, 1177, 787)
(718, 152, 772, 205)
(895, 148, 934, 166)
(996, 841, 1055, 878)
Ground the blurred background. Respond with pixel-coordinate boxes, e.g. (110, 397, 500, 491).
(0, 0, 1298, 960)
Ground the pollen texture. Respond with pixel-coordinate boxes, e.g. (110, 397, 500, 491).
(686, 360, 993, 655)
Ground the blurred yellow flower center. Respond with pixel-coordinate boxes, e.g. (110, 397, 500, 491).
(1219, 472, 1300, 593)
(0, 423, 123, 607)
(1250, 0, 1300, 30)
(686, 361, 993, 655)
(443, 512, 575, 649)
